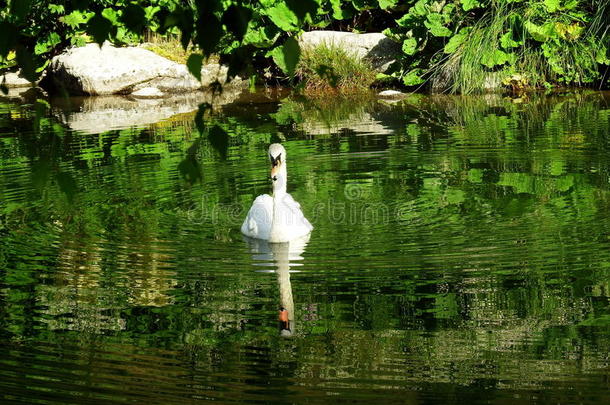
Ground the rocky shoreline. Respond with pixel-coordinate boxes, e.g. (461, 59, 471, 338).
(2, 31, 405, 97)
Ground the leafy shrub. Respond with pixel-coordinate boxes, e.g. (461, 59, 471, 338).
(1, 0, 609, 94)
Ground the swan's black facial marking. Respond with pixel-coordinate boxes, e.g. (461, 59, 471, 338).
(269, 153, 282, 167)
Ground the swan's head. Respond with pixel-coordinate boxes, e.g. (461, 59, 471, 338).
(269, 143, 286, 182)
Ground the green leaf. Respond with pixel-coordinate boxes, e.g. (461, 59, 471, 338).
(87, 14, 114, 45)
(563, 0, 578, 10)
(10, 0, 32, 23)
(402, 38, 418, 55)
(285, 0, 318, 21)
(15, 45, 37, 82)
(544, 0, 560, 12)
(62, 11, 90, 28)
(480, 49, 510, 68)
(34, 32, 61, 55)
(425, 13, 452, 37)
(48, 4, 65, 14)
(595, 45, 610, 65)
(0, 23, 17, 58)
(444, 29, 470, 53)
(101, 8, 119, 25)
(403, 70, 425, 86)
(330, 0, 354, 19)
(461, 0, 480, 11)
(187, 54, 204, 82)
(266, 3, 299, 31)
(222, 5, 253, 42)
(500, 32, 520, 49)
(413, 0, 428, 16)
(196, 12, 223, 56)
(396, 13, 416, 28)
(243, 25, 279, 48)
(525, 21, 555, 42)
(378, 0, 398, 9)
(270, 37, 300, 75)
(121, 3, 146, 33)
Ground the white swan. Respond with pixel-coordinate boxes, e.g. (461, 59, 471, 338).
(241, 144, 313, 242)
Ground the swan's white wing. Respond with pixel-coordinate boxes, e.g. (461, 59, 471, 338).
(284, 194, 313, 231)
(241, 194, 273, 240)
(268, 193, 313, 242)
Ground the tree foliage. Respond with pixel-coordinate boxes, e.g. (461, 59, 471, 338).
(0, 0, 609, 92)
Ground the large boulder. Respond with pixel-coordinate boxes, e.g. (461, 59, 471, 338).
(1, 70, 36, 88)
(299, 31, 400, 73)
(49, 42, 242, 96)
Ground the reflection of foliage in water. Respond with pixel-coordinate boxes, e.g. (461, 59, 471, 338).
(0, 92, 609, 397)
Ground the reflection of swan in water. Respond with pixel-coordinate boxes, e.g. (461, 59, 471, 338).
(241, 144, 313, 242)
(244, 234, 310, 337)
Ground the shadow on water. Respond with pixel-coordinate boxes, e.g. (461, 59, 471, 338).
(0, 88, 609, 403)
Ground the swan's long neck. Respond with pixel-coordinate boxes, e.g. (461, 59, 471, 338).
(272, 164, 287, 198)
(270, 164, 287, 242)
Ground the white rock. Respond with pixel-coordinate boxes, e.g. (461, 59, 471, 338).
(131, 87, 164, 98)
(300, 31, 400, 73)
(1, 70, 34, 88)
(49, 42, 243, 96)
(378, 90, 406, 98)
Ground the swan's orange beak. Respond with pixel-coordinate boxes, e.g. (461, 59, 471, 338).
(270, 164, 280, 181)
(278, 308, 289, 322)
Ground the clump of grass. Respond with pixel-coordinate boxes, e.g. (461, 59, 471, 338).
(295, 43, 376, 95)
(142, 32, 217, 65)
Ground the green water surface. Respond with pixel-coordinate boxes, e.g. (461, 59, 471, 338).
(0, 90, 609, 404)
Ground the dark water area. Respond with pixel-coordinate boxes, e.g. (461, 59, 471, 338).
(0, 88, 609, 404)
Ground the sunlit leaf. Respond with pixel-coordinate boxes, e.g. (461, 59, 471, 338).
(544, 0, 560, 12)
(62, 10, 91, 28)
(329, 0, 354, 20)
(402, 38, 418, 55)
(243, 25, 280, 48)
(461, 0, 480, 11)
(403, 69, 425, 86)
(265, 3, 299, 32)
(500, 31, 520, 49)
(48, 3, 65, 14)
(480, 49, 510, 68)
(444, 29, 470, 53)
(378, 0, 398, 9)
(425, 13, 452, 37)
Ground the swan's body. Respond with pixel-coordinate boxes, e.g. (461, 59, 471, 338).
(241, 144, 313, 242)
